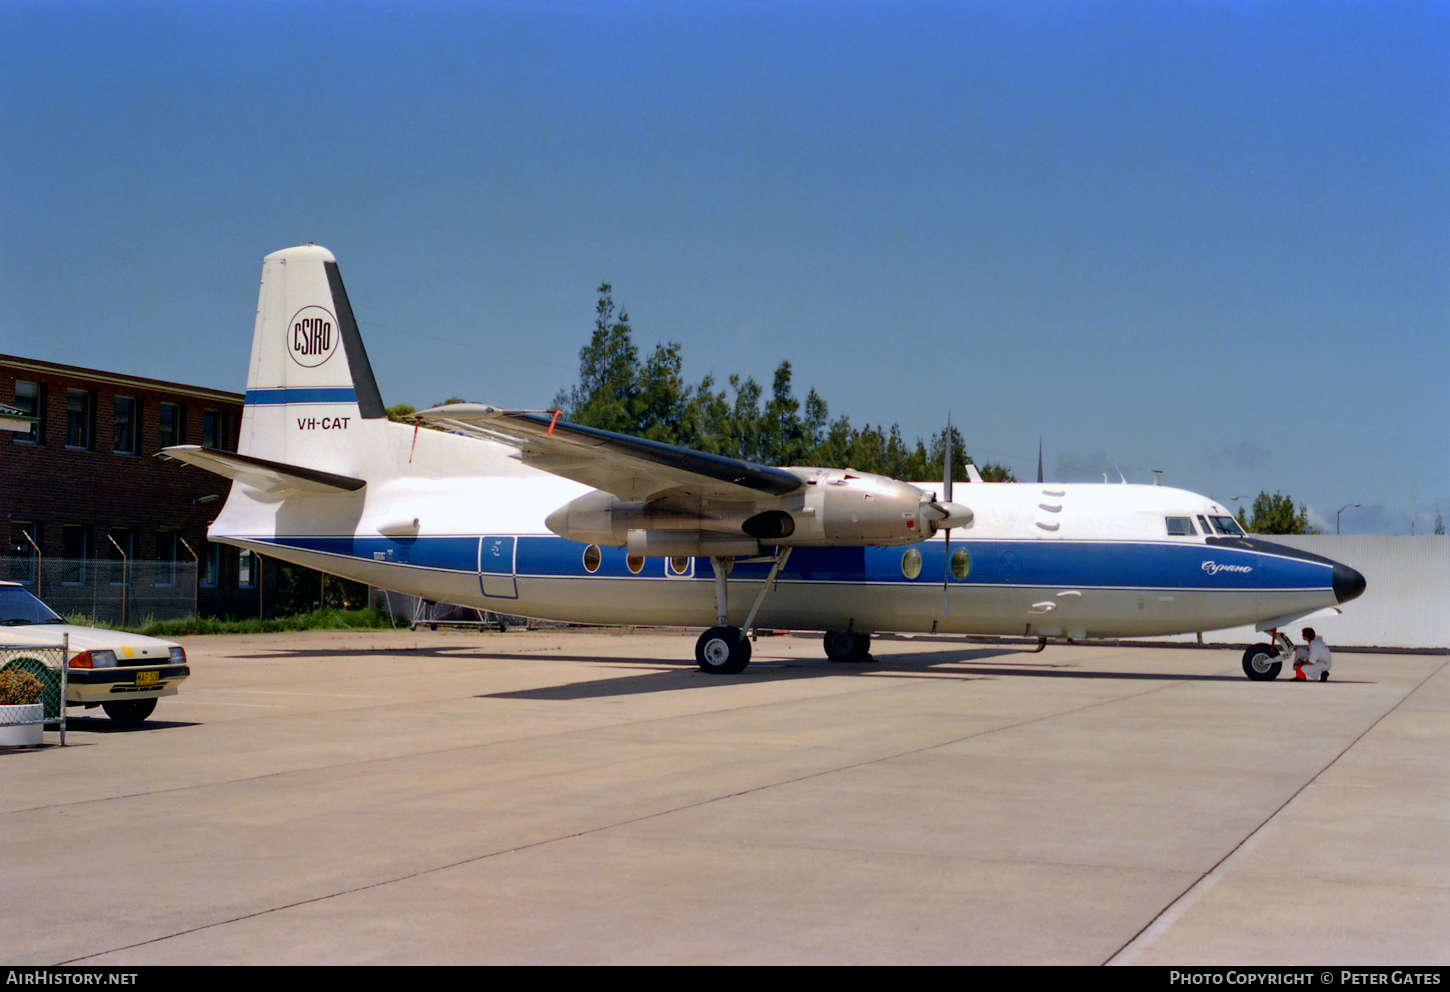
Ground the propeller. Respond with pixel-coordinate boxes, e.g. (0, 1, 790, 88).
(928, 412, 974, 622)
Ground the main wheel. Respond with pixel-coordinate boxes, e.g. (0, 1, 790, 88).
(1242, 643, 1282, 681)
(823, 630, 871, 662)
(101, 698, 157, 727)
(696, 627, 751, 674)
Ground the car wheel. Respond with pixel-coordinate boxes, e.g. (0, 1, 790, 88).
(101, 698, 157, 727)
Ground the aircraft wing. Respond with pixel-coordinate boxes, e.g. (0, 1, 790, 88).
(161, 445, 366, 495)
(414, 404, 803, 502)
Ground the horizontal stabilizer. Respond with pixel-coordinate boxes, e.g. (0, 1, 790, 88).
(414, 403, 802, 502)
(161, 445, 366, 495)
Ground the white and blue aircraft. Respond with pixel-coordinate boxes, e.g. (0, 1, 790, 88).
(165, 245, 1365, 679)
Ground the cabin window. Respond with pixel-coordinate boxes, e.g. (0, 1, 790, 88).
(900, 548, 922, 580)
(669, 556, 691, 576)
(626, 554, 645, 574)
(1165, 517, 1197, 536)
(949, 548, 971, 580)
(582, 545, 601, 573)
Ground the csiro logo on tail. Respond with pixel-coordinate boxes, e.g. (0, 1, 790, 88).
(288, 306, 339, 367)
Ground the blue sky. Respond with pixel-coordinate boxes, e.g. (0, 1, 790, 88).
(3, 0, 1446, 533)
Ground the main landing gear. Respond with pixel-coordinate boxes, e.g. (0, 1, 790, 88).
(822, 629, 872, 663)
(695, 549, 793, 675)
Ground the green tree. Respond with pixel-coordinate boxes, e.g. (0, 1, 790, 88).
(1243, 491, 1315, 534)
(557, 282, 1016, 483)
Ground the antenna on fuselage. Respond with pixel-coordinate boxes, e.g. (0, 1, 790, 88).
(1037, 437, 1043, 484)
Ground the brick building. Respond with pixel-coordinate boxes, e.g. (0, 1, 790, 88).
(2, 354, 275, 621)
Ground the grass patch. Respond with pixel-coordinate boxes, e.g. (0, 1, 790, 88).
(74, 608, 397, 637)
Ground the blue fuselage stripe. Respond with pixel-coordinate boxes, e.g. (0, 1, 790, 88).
(249, 534, 1332, 592)
(245, 388, 358, 405)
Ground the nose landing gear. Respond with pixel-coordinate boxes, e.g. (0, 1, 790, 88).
(1242, 630, 1293, 681)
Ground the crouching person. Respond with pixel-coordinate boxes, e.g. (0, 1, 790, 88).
(1294, 627, 1332, 682)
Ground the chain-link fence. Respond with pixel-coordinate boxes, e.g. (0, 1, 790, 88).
(1, 558, 197, 627)
(371, 588, 565, 632)
(1, 640, 67, 744)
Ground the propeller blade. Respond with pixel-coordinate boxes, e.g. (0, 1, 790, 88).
(942, 411, 954, 622)
(943, 410, 953, 506)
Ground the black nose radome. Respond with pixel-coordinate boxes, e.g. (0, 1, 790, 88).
(1333, 562, 1367, 604)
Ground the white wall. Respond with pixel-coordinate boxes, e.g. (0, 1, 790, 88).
(1173, 536, 1450, 650)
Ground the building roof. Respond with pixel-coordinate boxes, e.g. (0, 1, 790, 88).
(1, 354, 244, 404)
(0, 400, 38, 432)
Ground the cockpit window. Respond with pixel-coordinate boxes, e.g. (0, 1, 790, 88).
(1165, 517, 1197, 536)
(1209, 515, 1244, 536)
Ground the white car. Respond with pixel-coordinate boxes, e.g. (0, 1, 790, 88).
(0, 581, 190, 726)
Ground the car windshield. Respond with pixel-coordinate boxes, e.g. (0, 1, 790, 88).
(0, 586, 65, 625)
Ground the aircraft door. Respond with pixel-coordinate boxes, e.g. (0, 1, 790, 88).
(478, 537, 518, 599)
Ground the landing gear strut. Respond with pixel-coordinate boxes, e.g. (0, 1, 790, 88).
(695, 549, 793, 675)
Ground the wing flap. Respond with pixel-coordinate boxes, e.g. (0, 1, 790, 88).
(161, 445, 366, 495)
(415, 404, 802, 502)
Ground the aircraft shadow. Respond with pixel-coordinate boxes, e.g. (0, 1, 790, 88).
(478, 644, 1253, 701)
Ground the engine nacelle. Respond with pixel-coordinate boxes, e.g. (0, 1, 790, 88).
(544, 467, 958, 552)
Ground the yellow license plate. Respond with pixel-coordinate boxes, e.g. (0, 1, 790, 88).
(134, 671, 160, 686)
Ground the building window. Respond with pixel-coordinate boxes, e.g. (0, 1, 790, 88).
(113, 396, 138, 454)
(154, 531, 178, 587)
(66, 389, 93, 449)
(9, 522, 41, 585)
(61, 525, 89, 585)
(158, 402, 183, 448)
(108, 528, 133, 586)
(238, 548, 255, 588)
(203, 409, 227, 451)
(201, 542, 220, 588)
(12, 381, 43, 444)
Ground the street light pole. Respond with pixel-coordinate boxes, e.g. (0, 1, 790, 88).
(1337, 503, 1361, 535)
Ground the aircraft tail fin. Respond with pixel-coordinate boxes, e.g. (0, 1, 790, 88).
(237, 245, 386, 469)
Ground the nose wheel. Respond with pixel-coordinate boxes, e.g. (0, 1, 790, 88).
(696, 626, 752, 674)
